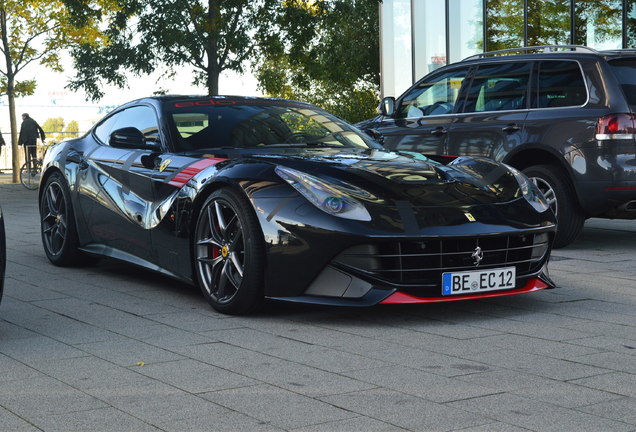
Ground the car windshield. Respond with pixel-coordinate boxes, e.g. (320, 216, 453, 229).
(167, 101, 381, 152)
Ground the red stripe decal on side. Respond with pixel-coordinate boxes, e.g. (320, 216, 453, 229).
(379, 278, 549, 304)
(168, 158, 228, 188)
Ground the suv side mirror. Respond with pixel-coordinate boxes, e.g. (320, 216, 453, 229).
(109, 127, 161, 151)
(378, 97, 396, 117)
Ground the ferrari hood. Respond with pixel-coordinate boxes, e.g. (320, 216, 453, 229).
(247, 147, 522, 207)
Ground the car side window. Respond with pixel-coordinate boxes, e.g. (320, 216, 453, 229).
(396, 68, 469, 119)
(93, 113, 120, 145)
(111, 106, 161, 145)
(463, 62, 531, 113)
(536, 61, 587, 108)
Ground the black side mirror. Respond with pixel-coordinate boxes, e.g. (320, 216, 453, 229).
(378, 97, 396, 117)
(363, 128, 384, 144)
(109, 127, 161, 151)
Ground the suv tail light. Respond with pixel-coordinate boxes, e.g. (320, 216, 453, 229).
(595, 114, 636, 140)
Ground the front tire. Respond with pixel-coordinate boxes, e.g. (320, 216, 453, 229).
(523, 164, 585, 248)
(194, 188, 265, 315)
(40, 172, 83, 266)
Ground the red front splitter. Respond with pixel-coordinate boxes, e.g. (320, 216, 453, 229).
(379, 278, 549, 304)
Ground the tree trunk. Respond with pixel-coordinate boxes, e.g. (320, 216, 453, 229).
(207, 66, 219, 95)
(8, 78, 18, 184)
(207, 0, 219, 96)
(0, 9, 18, 183)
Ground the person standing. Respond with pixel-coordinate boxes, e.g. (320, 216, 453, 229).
(18, 113, 45, 163)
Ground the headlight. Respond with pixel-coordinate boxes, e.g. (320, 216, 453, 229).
(508, 166, 550, 213)
(275, 166, 372, 221)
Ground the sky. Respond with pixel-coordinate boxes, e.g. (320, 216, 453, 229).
(0, 58, 261, 136)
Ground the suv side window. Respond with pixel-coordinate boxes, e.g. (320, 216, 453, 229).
(536, 61, 587, 108)
(464, 62, 531, 113)
(396, 68, 469, 119)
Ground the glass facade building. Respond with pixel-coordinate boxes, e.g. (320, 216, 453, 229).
(381, 0, 636, 96)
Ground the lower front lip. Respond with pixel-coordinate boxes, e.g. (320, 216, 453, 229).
(379, 277, 549, 304)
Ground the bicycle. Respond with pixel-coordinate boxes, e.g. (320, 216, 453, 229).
(19, 144, 44, 190)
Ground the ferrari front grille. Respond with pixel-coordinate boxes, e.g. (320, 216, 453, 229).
(334, 232, 551, 285)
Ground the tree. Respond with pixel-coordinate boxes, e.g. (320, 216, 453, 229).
(0, 0, 107, 182)
(67, 0, 278, 100)
(65, 120, 79, 138)
(42, 117, 65, 140)
(254, 0, 380, 123)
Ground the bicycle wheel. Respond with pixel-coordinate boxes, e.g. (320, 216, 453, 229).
(20, 159, 41, 190)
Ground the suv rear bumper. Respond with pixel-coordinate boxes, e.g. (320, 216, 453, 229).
(572, 141, 636, 218)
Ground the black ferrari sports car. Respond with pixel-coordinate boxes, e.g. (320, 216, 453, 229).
(39, 96, 556, 314)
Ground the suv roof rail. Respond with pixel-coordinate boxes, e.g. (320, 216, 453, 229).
(462, 45, 599, 61)
(599, 48, 636, 56)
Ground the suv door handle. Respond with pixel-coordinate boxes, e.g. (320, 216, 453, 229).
(430, 127, 448, 136)
(502, 123, 521, 133)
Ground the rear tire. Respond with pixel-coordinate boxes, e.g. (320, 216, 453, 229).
(194, 188, 265, 315)
(523, 164, 585, 248)
(40, 172, 84, 266)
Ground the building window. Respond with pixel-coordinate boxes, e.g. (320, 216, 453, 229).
(485, 0, 525, 51)
(448, 0, 484, 63)
(380, 0, 413, 96)
(527, 1, 571, 46)
(413, 0, 447, 77)
(574, 0, 622, 49)
(626, 0, 636, 47)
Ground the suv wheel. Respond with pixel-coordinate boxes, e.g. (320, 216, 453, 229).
(523, 164, 585, 248)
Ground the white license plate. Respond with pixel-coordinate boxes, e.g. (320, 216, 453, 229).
(442, 267, 516, 295)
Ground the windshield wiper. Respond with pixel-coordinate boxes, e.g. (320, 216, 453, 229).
(260, 143, 309, 148)
(305, 141, 344, 148)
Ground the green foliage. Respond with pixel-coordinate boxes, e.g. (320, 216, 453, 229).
(0, 0, 109, 181)
(64, 120, 80, 138)
(254, 0, 380, 123)
(0, 78, 36, 97)
(66, 0, 278, 99)
(42, 117, 65, 139)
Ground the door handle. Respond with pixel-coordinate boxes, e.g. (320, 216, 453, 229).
(430, 127, 448, 136)
(502, 123, 521, 133)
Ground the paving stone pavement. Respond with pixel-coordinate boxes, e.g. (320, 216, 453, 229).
(1, 176, 635, 432)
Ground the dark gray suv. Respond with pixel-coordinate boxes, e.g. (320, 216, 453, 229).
(360, 46, 636, 248)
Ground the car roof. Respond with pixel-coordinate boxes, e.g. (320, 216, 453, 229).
(119, 95, 317, 109)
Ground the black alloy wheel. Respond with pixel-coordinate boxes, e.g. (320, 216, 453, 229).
(194, 188, 264, 314)
(523, 164, 585, 248)
(40, 172, 83, 266)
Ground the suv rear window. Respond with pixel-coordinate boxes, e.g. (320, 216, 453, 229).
(537, 61, 587, 108)
(608, 58, 636, 106)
